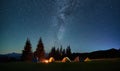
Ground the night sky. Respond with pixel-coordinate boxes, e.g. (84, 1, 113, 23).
(0, 0, 120, 54)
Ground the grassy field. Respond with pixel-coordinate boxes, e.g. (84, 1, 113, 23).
(0, 59, 120, 71)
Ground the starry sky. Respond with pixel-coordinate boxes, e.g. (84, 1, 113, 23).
(0, 0, 120, 54)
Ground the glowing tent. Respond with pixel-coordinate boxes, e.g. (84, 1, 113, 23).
(74, 56, 79, 62)
(84, 57, 91, 62)
(48, 57, 55, 62)
(62, 57, 71, 62)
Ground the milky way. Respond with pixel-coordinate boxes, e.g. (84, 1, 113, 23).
(52, 0, 80, 46)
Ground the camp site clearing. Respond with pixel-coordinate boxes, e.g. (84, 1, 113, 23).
(0, 58, 120, 71)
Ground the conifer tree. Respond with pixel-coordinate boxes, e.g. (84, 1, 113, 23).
(60, 45, 63, 56)
(21, 38, 33, 61)
(49, 46, 56, 58)
(34, 37, 45, 61)
(66, 45, 71, 57)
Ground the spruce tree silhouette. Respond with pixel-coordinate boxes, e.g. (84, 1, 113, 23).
(21, 38, 33, 61)
(48, 45, 72, 60)
(34, 37, 45, 62)
(66, 45, 71, 58)
(49, 46, 56, 58)
(62, 49, 66, 57)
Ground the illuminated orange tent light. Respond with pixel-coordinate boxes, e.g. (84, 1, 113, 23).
(48, 57, 55, 62)
(42, 59, 49, 63)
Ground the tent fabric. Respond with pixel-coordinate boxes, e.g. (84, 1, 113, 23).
(84, 57, 91, 62)
(62, 57, 71, 62)
(48, 57, 55, 62)
(74, 56, 79, 62)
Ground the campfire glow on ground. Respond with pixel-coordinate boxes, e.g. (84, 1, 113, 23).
(43, 60, 49, 64)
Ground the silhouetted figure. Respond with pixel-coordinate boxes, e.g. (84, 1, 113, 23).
(21, 38, 33, 61)
(32, 56, 38, 63)
(34, 37, 45, 62)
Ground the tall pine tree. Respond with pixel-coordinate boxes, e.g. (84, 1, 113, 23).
(66, 45, 71, 57)
(34, 37, 45, 61)
(21, 38, 33, 61)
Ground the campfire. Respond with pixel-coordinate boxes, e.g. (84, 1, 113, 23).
(42, 59, 49, 63)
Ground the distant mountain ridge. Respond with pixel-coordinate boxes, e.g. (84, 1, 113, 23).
(72, 48, 120, 60)
(6, 52, 21, 59)
(0, 53, 21, 62)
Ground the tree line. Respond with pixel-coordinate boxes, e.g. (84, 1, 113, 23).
(21, 37, 120, 62)
(21, 37, 72, 62)
(48, 45, 71, 60)
(0, 37, 120, 62)
(21, 38, 45, 62)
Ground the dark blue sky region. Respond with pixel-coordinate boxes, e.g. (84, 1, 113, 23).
(0, 0, 120, 54)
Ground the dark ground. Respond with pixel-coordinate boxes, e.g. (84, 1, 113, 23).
(0, 59, 120, 71)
